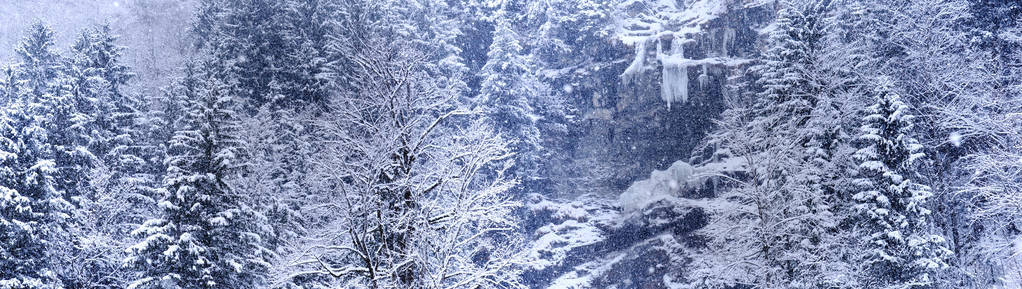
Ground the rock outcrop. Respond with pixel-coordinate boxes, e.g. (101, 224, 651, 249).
(551, 0, 775, 197)
(523, 158, 746, 288)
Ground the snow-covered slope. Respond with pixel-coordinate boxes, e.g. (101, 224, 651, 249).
(523, 193, 704, 288)
(524, 158, 745, 288)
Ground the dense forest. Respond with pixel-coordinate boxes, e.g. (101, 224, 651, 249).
(1, 0, 1021, 288)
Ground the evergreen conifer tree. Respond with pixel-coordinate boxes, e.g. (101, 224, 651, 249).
(0, 100, 71, 289)
(16, 22, 62, 99)
(478, 9, 542, 190)
(126, 79, 270, 289)
(852, 79, 950, 288)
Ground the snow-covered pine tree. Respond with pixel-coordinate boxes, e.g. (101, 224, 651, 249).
(852, 79, 950, 288)
(45, 30, 100, 207)
(44, 25, 159, 289)
(67, 24, 136, 164)
(688, 2, 851, 287)
(0, 100, 72, 289)
(78, 24, 131, 96)
(696, 1, 831, 167)
(15, 22, 62, 99)
(234, 104, 313, 269)
(478, 8, 542, 191)
(284, 0, 336, 105)
(195, 0, 285, 108)
(125, 78, 271, 289)
(74, 24, 155, 215)
(693, 1, 828, 165)
(878, 2, 983, 287)
(194, 0, 334, 109)
(822, 1, 983, 286)
(14, 23, 67, 142)
(753, 1, 827, 128)
(9, 22, 119, 288)
(44, 76, 108, 289)
(156, 63, 202, 142)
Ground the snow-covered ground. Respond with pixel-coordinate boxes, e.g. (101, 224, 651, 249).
(525, 157, 745, 288)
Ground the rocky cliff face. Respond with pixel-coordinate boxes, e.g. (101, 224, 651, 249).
(523, 158, 746, 288)
(525, 1, 777, 287)
(523, 193, 706, 288)
(549, 0, 775, 198)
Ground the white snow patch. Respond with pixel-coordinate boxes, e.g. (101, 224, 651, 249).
(698, 157, 747, 173)
(618, 157, 747, 212)
(562, 84, 574, 94)
(526, 220, 605, 271)
(619, 161, 694, 212)
(528, 195, 589, 220)
(949, 132, 962, 147)
(547, 251, 628, 289)
(999, 29, 1022, 44)
(757, 22, 778, 36)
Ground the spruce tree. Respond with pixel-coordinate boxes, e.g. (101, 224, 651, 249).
(194, 0, 332, 108)
(47, 26, 149, 289)
(753, 3, 827, 130)
(853, 80, 950, 288)
(478, 9, 542, 190)
(47, 36, 98, 206)
(69, 24, 135, 163)
(15, 22, 62, 99)
(158, 63, 202, 140)
(76, 24, 132, 95)
(11, 22, 117, 289)
(688, 3, 848, 287)
(126, 79, 270, 289)
(0, 100, 71, 289)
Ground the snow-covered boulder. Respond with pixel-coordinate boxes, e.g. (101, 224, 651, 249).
(618, 160, 694, 212)
(523, 177, 707, 288)
(523, 156, 754, 288)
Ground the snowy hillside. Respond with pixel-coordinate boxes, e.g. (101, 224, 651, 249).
(523, 158, 747, 288)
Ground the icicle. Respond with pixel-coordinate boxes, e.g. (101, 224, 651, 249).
(621, 40, 648, 84)
(661, 35, 689, 108)
(698, 64, 710, 89)
(722, 28, 736, 57)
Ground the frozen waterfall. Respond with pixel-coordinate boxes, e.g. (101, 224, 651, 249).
(659, 35, 691, 109)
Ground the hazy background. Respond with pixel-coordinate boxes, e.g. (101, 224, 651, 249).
(0, 0, 197, 94)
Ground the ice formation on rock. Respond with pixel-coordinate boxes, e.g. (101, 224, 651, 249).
(658, 36, 690, 108)
(698, 63, 710, 89)
(618, 160, 694, 212)
(620, 39, 648, 85)
(614, 0, 759, 109)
